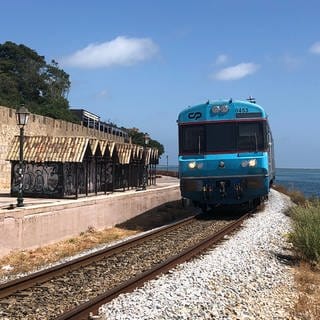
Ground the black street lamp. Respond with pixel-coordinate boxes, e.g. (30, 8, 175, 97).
(166, 155, 169, 173)
(142, 133, 150, 190)
(15, 106, 30, 207)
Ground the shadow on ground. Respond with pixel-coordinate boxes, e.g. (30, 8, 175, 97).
(116, 199, 260, 232)
(116, 200, 196, 231)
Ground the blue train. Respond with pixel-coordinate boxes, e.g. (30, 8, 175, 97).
(178, 97, 275, 210)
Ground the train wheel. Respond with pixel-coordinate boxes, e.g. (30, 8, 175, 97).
(254, 197, 261, 207)
(248, 197, 262, 210)
(181, 197, 192, 208)
(200, 203, 209, 213)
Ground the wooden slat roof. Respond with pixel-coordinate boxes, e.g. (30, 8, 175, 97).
(115, 143, 133, 164)
(99, 139, 108, 156)
(88, 138, 99, 155)
(7, 136, 160, 164)
(108, 141, 116, 158)
(7, 136, 88, 163)
(132, 145, 144, 160)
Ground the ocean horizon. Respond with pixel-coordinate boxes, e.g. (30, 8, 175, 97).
(157, 165, 320, 198)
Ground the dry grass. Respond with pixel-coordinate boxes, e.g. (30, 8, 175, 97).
(0, 200, 195, 278)
(293, 262, 320, 319)
(0, 227, 138, 277)
(272, 184, 306, 205)
(274, 184, 320, 319)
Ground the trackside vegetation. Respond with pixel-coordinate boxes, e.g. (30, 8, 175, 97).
(273, 184, 320, 264)
(288, 199, 320, 263)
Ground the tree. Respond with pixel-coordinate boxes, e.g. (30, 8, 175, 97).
(127, 128, 165, 157)
(149, 139, 165, 157)
(0, 41, 77, 122)
(0, 41, 166, 152)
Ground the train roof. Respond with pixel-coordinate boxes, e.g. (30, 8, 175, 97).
(177, 98, 268, 123)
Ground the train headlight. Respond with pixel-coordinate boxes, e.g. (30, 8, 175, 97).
(197, 162, 204, 169)
(220, 105, 229, 113)
(242, 159, 257, 167)
(248, 159, 257, 167)
(212, 106, 220, 113)
(241, 160, 248, 167)
(188, 161, 197, 169)
(211, 105, 229, 114)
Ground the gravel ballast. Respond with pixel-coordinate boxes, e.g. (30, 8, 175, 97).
(99, 189, 298, 320)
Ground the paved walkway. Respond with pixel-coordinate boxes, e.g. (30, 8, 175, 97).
(0, 175, 179, 211)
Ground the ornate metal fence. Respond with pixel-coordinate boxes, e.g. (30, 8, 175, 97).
(8, 136, 158, 199)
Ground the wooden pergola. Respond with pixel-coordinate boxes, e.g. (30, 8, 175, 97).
(7, 136, 159, 198)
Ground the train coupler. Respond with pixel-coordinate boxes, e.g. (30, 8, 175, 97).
(218, 181, 226, 198)
(202, 184, 213, 200)
(234, 183, 243, 200)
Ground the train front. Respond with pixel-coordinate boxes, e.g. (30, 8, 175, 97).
(178, 99, 274, 208)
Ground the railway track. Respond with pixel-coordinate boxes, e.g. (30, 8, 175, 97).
(0, 215, 196, 299)
(0, 210, 251, 320)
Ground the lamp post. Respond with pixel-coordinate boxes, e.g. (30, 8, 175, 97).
(142, 133, 150, 190)
(15, 106, 30, 207)
(166, 155, 169, 173)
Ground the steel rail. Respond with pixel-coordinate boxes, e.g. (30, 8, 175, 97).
(0, 215, 196, 299)
(56, 211, 251, 320)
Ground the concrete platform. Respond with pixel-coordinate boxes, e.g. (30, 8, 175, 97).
(0, 176, 180, 258)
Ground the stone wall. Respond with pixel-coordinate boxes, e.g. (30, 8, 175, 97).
(0, 184, 181, 257)
(0, 105, 125, 191)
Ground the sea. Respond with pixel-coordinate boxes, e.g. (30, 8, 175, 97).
(157, 166, 320, 198)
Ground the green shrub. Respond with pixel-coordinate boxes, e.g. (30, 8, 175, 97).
(289, 200, 320, 263)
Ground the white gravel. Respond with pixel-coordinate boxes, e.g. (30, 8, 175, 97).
(99, 189, 298, 320)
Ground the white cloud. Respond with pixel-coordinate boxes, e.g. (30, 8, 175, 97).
(61, 36, 159, 68)
(213, 62, 260, 81)
(309, 41, 320, 54)
(282, 54, 301, 70)
(215, 54, 228, 65)
(96, 89, 109, 98)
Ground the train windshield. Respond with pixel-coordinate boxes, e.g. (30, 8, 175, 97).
(180, 125, 205, 154)
(237, 122, 264, 151)
(206, 122, 236, 152)
(179, 121, 266, 154)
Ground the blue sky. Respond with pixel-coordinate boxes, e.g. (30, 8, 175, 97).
(1, 0, 320, 168)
